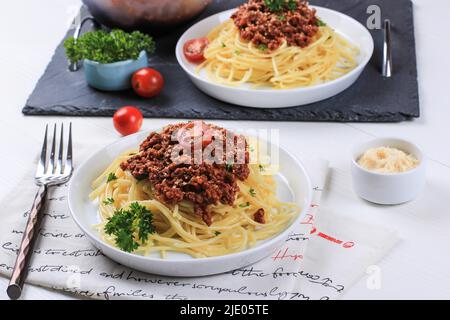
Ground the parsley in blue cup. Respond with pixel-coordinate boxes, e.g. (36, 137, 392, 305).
(64, 29, 155, 91)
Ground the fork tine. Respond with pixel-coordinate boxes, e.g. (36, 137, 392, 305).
(37, 124, 48, 176)
(49, 124, 57, 174)
(58, 123, 64, 174)
(65, 122, 73, 175)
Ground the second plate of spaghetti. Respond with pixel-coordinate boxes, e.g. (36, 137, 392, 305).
(176, 0, 374, 108)
(68, 121, 312, 276)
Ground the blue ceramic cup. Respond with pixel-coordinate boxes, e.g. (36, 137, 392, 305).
(83, 50, 148, 91)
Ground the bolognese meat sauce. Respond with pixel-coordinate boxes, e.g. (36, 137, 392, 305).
(254, 208, 266, 224)
(231, 0, 319, 51)
(120, 121, 250, 226)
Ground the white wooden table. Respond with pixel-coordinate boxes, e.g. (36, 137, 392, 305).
(1, 0, 449, 300)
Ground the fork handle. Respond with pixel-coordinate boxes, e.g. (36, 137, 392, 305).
(7, 185, 48, 300)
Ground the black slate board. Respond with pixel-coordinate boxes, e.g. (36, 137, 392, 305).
(23, 0, 419, 122)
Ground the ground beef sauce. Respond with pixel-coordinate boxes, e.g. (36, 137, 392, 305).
(121, 122, 264, 226)
(231, 0, 319, 51)
(254, 208, 266, 224)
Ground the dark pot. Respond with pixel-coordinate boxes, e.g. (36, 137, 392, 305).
(82, 0, 211, 33)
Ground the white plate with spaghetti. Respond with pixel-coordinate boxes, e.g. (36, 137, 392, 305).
(68, 122, 312, 277)
(175, 1, 374, 108)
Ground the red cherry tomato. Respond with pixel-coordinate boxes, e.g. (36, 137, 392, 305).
(183, 38, 209, 63)
(201, 129, 213, 148)
(113, 106, 143, 136)
(184, 120, 206, 130)
(180, 121, 214, 148)
(131, 68, 164, 98)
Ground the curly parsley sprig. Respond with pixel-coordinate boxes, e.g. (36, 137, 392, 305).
(316, 19, 327, 27)
(103, 197, 115, 205)
(264, 0, 298, 12)
(64, 29, 155, 64)
(107, 173, 118, 183)
(104, 202, 156, 252)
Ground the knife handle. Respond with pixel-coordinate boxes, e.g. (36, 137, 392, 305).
(382, 19, 393, 77)
(7, 185, 47, 300)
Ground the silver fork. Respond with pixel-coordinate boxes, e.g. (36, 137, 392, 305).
(6, 123, 73, 300)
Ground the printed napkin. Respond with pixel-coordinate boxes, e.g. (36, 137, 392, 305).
(0, 144, 399, 300)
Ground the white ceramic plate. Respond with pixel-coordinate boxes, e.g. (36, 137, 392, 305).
(176, 6, 374, 108)
(68, 128, 312, 277)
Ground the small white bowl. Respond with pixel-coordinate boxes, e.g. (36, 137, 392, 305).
(351, 138, 426, 205)
(175, 6, 374, 108)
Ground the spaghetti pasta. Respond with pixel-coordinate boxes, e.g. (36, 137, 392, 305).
(89, 127, 300, 259)
(197, 19, 360, 89)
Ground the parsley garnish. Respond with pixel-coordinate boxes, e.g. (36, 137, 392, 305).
(259, 165, 265, 172)
(234, 50, 241, 55)
(104, 202, 155, 252)
(64, 29, 155, 64)
(136, 204, 155, 242)
(107, 173, 118, 183)
(225, 164, 233, 172)
(258, 44, 268, 51)
(221, 42, 226, 48)
(239, 202, 250, 208)
(249, 188, 256, 197)
(316, 19, 327, 27)
(264, 0, 298, 12)
(278, 14, 286, 21)
(104, 208, 137, 252)
(214, 231, 221, 236)
(286, 0, 297, 10)
(103, 197, 115, 205)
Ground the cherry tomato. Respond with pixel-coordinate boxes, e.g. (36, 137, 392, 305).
(180, 121, 214, 148)
(184, 120, 206, 130)
(131, 68, 164, 98)
(183, 38, 209, 63)
(113, 106, 143, 136)
(201, 129, 214, 148)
